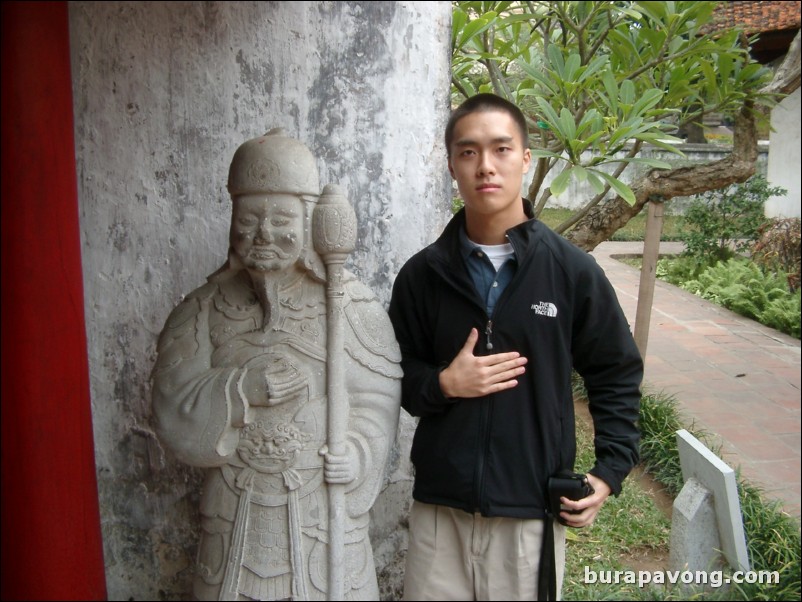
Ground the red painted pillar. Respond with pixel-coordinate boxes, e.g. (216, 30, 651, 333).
(1, 2, 107, 600)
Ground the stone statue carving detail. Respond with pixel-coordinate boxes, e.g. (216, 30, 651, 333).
(151, 129, 402, 601)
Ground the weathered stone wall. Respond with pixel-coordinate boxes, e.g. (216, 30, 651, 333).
(69, 2, 451, 599)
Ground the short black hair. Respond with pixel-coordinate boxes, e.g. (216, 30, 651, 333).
(445, 93, 529, 158)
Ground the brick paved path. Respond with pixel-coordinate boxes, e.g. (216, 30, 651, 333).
(592, 241, 801, 519)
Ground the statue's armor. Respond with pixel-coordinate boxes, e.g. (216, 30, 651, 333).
(153, 266, 401, 601)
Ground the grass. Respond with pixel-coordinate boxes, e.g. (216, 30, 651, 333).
(538, 207, 685, 242)
(563, 405, 671, 601)
(562, 385, 802, 601)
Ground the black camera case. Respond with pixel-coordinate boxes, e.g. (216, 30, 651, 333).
(547, 470, 594, 526)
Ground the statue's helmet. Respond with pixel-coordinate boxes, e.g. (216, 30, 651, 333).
(227, 128, 319, 197)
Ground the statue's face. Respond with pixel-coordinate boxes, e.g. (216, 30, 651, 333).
(231, 194, 304, 273)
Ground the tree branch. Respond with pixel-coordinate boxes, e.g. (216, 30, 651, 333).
(762, 29, 801, 96)
(566, 100, 758, 251)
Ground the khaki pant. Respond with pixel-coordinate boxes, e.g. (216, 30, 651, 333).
(402, 501, 566, 601)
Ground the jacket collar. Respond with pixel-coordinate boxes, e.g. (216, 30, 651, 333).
(427, 199, 539, 281)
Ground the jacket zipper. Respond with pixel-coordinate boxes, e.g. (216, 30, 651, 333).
(475, 316, 500, 510)
(476, 257, 520, 510)
(473, 397, 492, 512)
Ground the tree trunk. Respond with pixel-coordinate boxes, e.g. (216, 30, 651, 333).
(678, 102, 708, 144)
(682, 120, 708, 144)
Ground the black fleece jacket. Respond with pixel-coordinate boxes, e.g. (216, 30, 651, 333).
(388, 202, 643, 519)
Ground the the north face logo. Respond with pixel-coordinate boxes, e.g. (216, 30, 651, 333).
(531, 301, 558, 317)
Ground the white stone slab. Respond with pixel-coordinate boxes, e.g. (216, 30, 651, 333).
(675, 429, 750, 572)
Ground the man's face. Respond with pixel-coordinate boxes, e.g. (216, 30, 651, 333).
(231, 194, 304, 273)
(448, 110, 531, 220)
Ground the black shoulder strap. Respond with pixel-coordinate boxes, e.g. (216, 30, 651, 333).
(538, 515, 557, 600)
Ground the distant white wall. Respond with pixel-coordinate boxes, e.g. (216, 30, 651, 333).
(69, 2, 451, 599)
(766, 87, 801, 218)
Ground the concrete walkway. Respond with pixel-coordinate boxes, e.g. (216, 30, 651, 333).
(591, 241, 801, 520)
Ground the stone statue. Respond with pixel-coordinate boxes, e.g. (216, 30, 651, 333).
(151, 129, 402, 601)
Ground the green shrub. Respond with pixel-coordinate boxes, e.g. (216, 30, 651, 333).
(758, 290, 802, 339)
(655, 254, 711, 287)
(680, 258, 801, 338)
(681, 176, 785, 261)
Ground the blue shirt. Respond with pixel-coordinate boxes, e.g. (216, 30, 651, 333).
(459, 227, 517, 316)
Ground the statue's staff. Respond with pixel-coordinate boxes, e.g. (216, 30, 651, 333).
(312, 184, 357, 601)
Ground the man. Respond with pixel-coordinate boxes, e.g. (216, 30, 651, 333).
(152, 129, 402, 600)
(388, 94, 642, 600)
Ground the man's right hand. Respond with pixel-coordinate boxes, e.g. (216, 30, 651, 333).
(439, 328, 528, 398)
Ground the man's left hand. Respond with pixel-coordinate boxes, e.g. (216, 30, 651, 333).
(558, 473, 611, 528)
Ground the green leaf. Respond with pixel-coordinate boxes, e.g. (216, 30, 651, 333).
(620, 79, 636, 105)
(576, 55, 610, 84)
(550, 168, 573, 197)
(737, 62, 768, 84)
(564, 54, 581, 82)
(559, 107, 577, 140)
(452, 9, 468, 48)
(634, 1, 667, 23)
(587, 170, 606, 194)
(630, 89, 664, 118)
(580, 130, 607, 148)
(606, 27, 641, 60)
(701, 61, 717, 94)
(615, 156, 673, 169)
(530, 148, 562, 160)
(634, 133, 686, 155)
(602, 70, 619, 113)
(717, 53, 733, 83)
(572, 165, 588, 182)
(547, 44, 565, 76)
(497, 13, 542, 26)
(535, 97, 561, 131)
(575, 108, 600, 136)
(457, 14, 497, 50)
(608, 125, 633, 148)
(517, 66, 561, 95)
(594, 170, 636, 205)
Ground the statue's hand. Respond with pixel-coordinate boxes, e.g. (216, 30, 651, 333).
(241, 357, 307, 407)
(241, 367, 271, 406)
(319, 443, 358, 484)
